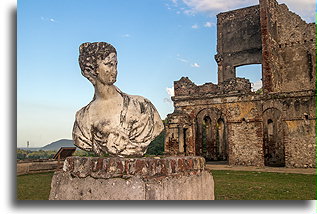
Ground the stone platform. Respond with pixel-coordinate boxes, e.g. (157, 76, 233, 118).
(49, 156, 214, 200)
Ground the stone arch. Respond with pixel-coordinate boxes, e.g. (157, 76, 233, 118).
(195, 108, 227, 161)
(262, 108, 285, 167)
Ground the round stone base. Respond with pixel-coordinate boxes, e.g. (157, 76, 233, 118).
(49, 156, 214, 200)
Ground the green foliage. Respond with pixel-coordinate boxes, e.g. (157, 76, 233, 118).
(16, 149, 28, 160)
(255, 87, 263, 94)
(17, 149, 56, 160)
(145, 130, 165, 156)
(17, 148, 111, 160)
(73, 150, 109, 157)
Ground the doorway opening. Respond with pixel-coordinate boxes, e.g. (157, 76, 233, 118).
(263, 109, 285, 167)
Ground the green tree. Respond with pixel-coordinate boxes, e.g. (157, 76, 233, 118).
(146, 131, 165, 156)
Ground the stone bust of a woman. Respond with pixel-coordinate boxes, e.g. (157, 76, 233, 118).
(73, 42, 164, 157)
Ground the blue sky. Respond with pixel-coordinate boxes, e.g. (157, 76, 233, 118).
(17, 0, 315, 147)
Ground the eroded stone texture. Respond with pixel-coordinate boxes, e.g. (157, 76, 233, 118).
(216, 5, 262, 83)
(73, 42, 164, 157)
(49, 156, 214, 200)
(165, 0, 316, 168)
(260, 0, 316, 93)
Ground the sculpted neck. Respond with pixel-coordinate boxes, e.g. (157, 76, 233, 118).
(94, 81, 119, 100)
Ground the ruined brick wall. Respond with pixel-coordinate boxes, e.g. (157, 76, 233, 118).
(216, 5, 262, 83)
(228, 121, 264, 166)
(260, 0, 316, 93)
(164, 111, 195, 156)
(166, 0, 316, 168)
(284, 119, 316, 168)
(172, 96, 264, 166)
(174, 77, 252, 97)
(174, 77, 219, 96)
(218, 78, 251, 94)
(166, 90, 316, 168)
(261, 92, 316, 168)
(215, 0, 315, 93)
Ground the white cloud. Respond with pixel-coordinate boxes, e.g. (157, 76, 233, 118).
(176, 55, 201, 69)
(191, 24, 199, 29)
(165, 3, 172, 10)
(171, 0, 178, 5)
(41, 17, 57, 23)
(122, 34, 131, 38)
(278, 0, 315, 22)
(184, 9, 196, 16)
(181, 0, 256, 14)
(176, 0, 314, 22)
(177, 57, 189, 63)
(191, 63, 200, 68)
(204, 21, 214, 27)
(166, 87, 175, 97)
(251, 81, 262, 92)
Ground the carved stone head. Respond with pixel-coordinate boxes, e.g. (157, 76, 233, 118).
(78, 42, 117, 85)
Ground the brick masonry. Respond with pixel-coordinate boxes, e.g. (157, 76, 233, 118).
(165, 0, 316, 168)
(49, 156, 214, 200)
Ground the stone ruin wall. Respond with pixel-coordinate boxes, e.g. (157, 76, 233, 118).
(174, 77, 252, 97)
(165, 0, 316, 168)
(215, 0, 316, 93)
(169, 90, 316, 168)
(260, 0, 316, 93)
(215, 5, 262, 83)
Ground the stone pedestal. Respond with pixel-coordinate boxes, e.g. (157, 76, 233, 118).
(49, 156, 214, 200)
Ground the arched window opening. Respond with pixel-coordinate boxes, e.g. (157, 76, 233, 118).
(216, 118, 227, 161)
(202, 116, 211, 156)
(183, 128, 188, 154)
(267, 119, 273, 136)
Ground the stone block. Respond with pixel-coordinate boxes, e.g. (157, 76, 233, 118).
(49, 156, 214, 200)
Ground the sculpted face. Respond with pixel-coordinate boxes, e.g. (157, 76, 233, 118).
(96, 52, 118, 85)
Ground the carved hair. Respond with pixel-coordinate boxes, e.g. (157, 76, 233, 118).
(78, 42, 117, 85)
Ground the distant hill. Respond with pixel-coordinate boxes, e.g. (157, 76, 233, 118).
(40, 139, 75, 151)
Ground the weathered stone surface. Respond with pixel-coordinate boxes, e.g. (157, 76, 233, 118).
(49, 156, 214, 200)
(165, 0, 316, 168)
(216, 5, 262, 83)
(73, 42, 164, 157)
(49, 172, 146, 200)
(260, 0, 315, 93)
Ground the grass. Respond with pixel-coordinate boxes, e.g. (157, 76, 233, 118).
(16, 170, 316, 200)
(17, 172, 54, 200)
(212, 170, 316, 200)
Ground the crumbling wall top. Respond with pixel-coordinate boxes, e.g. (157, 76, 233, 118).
(174, 77, 251, 97)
